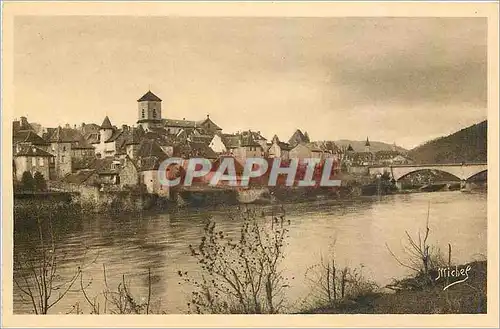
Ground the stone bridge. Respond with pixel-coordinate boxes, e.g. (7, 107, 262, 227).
(368, 163, 488, 182)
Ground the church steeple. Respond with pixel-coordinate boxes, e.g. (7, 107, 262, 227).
(365, 137, 371, 152)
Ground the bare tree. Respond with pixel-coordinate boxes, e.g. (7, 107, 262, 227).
(14, 216, 81, 314)
(385, 202, 446, 290)
(179, 208, 291, 314)
(79, 264, 154, 314)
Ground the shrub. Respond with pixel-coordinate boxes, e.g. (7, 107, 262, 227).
(33, 172, 48, 192)
(21, 171, 35, 192)
(179, 208, 291, 314)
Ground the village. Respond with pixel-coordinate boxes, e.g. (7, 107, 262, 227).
(13, 90, 414, 207)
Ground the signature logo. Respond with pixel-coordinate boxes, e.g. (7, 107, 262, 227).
(435, 265, 472, 290)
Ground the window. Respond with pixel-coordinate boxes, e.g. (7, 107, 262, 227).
(152, 109, 157, 118)
(51, 144, 55, 151)
(39, 157, 44, 166)
(61, 155, 65, 163)
(32, 157, 36, 167)
(63, 146, 66, 152)
(142, 109, 145, 118)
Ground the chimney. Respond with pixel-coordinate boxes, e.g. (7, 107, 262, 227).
(74, 124, 77, 129)
(122, 124, 128, 132)
(65, 123, 70, 129)
(207, 114, 210, 119)
(183, 118, 185, 120)
(20, 116, 28, 125)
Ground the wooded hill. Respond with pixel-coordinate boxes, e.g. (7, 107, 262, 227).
(408, 120, 487, 164)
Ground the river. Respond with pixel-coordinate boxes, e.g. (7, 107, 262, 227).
(13, 191, 487, 314)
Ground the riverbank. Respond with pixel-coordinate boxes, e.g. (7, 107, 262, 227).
(302, 260, 487, 314)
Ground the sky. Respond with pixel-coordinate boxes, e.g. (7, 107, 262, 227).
(13, 17, 487, 149)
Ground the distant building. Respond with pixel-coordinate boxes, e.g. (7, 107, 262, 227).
(164, 115, 222, 136)
(289, 143, 323, 159)
(230, 131, 265, 160)
(267, 135, 291, 160)
(288, 129, 310, 147)
(365, 137, 371, 153)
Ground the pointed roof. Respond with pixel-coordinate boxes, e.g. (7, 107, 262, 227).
(347, 144, 354, 151)
(101, 116, 113, 129)
(288, 129, 308, 147)
(365, 137, 370, 147)
(138, 90, 162, 102)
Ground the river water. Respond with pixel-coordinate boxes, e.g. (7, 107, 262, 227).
(13, 191, 487, 314)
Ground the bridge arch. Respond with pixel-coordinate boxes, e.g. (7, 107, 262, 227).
(368, 163, 487, 182)
(466, 169, 487, 181)
(395, 168, 461, 182)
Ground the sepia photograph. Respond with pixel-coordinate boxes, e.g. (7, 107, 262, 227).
(1, 1, 499, 328)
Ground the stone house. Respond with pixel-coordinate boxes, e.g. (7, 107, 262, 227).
(13, 144, 54, 182)
(46, 126, 96, 179)
(232, 132, 264, 160)
(289, 143, 323, 160)
(267, 135, 292, 160)
(135, 139, 170, 196)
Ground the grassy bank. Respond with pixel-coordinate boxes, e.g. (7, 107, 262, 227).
(302, 260, 487, 314)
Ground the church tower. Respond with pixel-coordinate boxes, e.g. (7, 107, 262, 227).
(137, 90, 162, 130)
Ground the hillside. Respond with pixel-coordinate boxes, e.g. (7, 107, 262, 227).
(334, 140, 408, 153)
(408, 120, 487, 164)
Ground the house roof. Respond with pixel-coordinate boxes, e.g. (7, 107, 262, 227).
(13, 130, 50, 145)
(61, 169, 97, 185)
(288, 129, 309, 146)
(85, 132, 101, 144)
(80, 123, 101, 135)
(14, 145, 54, 157)
(101, 116, 113, 129)
(191, 135, 214, 144)
(211, 156, 245, 174)
(164, 119, 198, 128)
(164, 117, 223, 131)
(305, 143, 323, 152)
(105, 129, 123, 143)
(137, 90, 162, 102)
(278, 141, 292, 151)
(48, 127, 86, 143)
(71, 137, 95, 149)
(136, 139, 168, 159)
(72, 157, 97, 171)
(88, 157, 120, 174)
(196, 117, 222, 131)
(189, 141, 218, 159)
(221, 134, 240, 149)
(16, 118, 35, 132)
